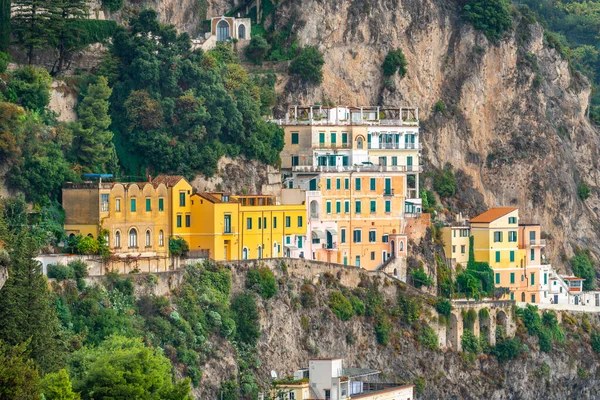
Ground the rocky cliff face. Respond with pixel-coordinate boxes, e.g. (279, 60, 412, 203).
(272, 0, 600, 268)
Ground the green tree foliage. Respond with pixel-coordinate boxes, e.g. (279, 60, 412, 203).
(108, 10, 283, 177)
(462, 0, 513, 42)
(52, 0, 89, 74)
(68, 335, 191, 400)
(570, 248, 596, 290)
(0, 229, 64, 373)
(11, 0, 59, 64)
(578, 182, 591, 201)
(231, 292, 260, 346)
(289, 46, 325, 84)
(0, 51, 9, 74)
(328, 291, 354, 321)
(0, 340, 41, 400)
(0, 0, 9, 52)
(245, 35, 270, 65)
(434, 298, 452, 316)
(411, 267, 434, 288)
(493, 338, 522, 362)
(246, 267, 278, 299)
(69, 77, 114, 172)
(101, 0, 123, 12)
(169, 237, 189, 257)
(6, 66, 53, 113)
(461, 330, 482, 353)
(433, 163, 457, 198)
(592, 332, 600, 354)
(418, 325, 439, 350)
(382, 48, 408, 77)
(455, 236, 495, 299)
(39, 368, 79, 400)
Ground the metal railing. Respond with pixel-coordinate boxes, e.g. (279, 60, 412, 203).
(270, 118, 419, 127)
(292, 165, 423, 173)
(530, 239, 547, 246)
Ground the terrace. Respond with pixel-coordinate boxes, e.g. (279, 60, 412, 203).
(271, 106, 419, 127)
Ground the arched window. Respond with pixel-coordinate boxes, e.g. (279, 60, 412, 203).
(129, 228, 137, 248)
(242, 247, 249, 260)
(159, 230, 164, 247)
(115, 231, 121, 248)
(356, 136, 364, 149)
(310, 200, 319, 219)
(145, 230, 151, 247)
(399, 241, 404, 251)
(257, 245, 262, 259)
(217, 20, 230, 42)
(238, 24, 246, 39)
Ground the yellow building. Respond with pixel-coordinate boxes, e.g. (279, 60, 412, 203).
(471, 207, 543, 303)
(151, 175, 193, 241)
(441, 225, 471, 266)
(189, 193, 307, 261)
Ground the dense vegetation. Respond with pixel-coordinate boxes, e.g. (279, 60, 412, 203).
(461, 0, 513, 42)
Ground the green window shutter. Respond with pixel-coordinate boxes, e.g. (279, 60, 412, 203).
(510, 293, 514, 301)
(510, 251, 515, 262)
(342, 133, 348, 144)
(355, 201, 361, 214)
(298, 216, 302, 227)
(319, 132, 325, 143)
(177, 215, 182, 228)
(336, 179, 341, 189)
(370, 200, 376, 213)
(298, 236, 303, 249)
(273, 217, 277, 228)
(344, 201, 350, 213)
(385, 200, 391, 213)
(326, 201, 332, 214)
(341, 229, 346, 243)
(331, 133, 336, 144)
(131, 199, 136, 212)
(531, 273, 535, 286)
(495, 251, 500, 263)
(247, 218, 252, 229)
(146, 198, 151, 211)
(286, 216, 291, 227)
(326, 179, 331, 190)
(370, 178, 376, 191)
(336, 201, 341, 214)
(510, 273, 515, 284)
(158, 198, 164, 211)
(355, 178, 361, 190)
(495, 273, 500, 284)
(345, 179, 349, 190)
(291, 133, 299, 144)
(544, 273, 547, 285)
(258, 218, 262, 229)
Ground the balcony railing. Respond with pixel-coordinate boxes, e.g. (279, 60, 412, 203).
(270, 118, 419, 127)
(374, 143, 420, 150)
(530, 239, 547, 246)
(292, 165, 423, 173)
(223, 227, 235, 235)
(383, 188, 394, 196)
(315, 143, 351, 149)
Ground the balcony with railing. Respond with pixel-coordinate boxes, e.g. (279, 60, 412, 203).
(383, 188, 394, 196)
(529, 239, 547, 247)
(373, 142, 420, 150)
(292, 165, 423, 173)
(270, 106, 420, 127)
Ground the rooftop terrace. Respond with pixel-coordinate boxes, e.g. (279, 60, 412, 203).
(271, 106, 419, 127)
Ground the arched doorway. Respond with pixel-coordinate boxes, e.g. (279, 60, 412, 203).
(238, 24, 246, 39)
(242, 247, 248, 260)
(356, 136, 364, 149)
(128, 228, 137, 247)
(479, 309, 491, 344)
(400, 241, 404, 252)
(391, 240, 395, 255)
(496, 310, 508, 341)
(217, 20, 230, 42)
(257, 245, 263, 259)
(521, 292, 525, 302)
(310, 200, 319, 219)
(447, 313, 459, 349)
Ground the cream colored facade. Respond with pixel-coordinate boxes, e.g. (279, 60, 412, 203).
(441, 226, 471, 266)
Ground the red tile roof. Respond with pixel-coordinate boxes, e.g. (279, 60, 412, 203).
(470, 207, 518, 223)
(151, 175, 185, 187)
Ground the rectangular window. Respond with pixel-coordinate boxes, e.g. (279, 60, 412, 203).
(461, 245, 466, 254)
(115, 198, 121, 212)
(495, 251, 500, 263)
(370, 178, 376, 191)
(452, 245, 456, 253)
(510, 273, 515, 284)
(509, 231, 517, 242)
(224, 215, 231, 233)
(298, 236, 303, 249)
(158, 198, 164, 211)
(331, 132, 336, 144)
(291, 156, 299, 166)
(336, 201, 341, 214)
(344, 178, 349, 190)
(263, 217, 267, 230)
(391, 156, 398, 166)
(344, 201, 350, 214)
(185, 214, 190, 227)
(286, 216, 291, 228)
(510, 293, 514, 301)
(101, 194, 109, 212)
(355, 200, 361, 214)
(385, 200, 391, 213)
(146, 198, 151, 212)
(273, 217, 277, 229)
(531, 294, 536, 303)
(247, 218, 252, 230)
(382, 235, 389, 243)
(130, 199, 137, 212)
(336, 179, 341, 190)
(340, 228, 346, 243)
(291, 132, 299, 144)
(342, 132, 348, 145)
(495, 273, 500, 284)
(508, 216, 517, 224)
(494, 231, 503, 242)
(353, 229, 362, 243)
(297, 216, 303, 227)
(319, 132, 325, 144)
(370, 200, 376, 213)
(510, 250, 515, 262)
(531, 273, 535, 286)
(326, 179, 331, 190)
(355, 178, 361, 191)
(176, 215, 182, 228)
(326, 201, 332, 214)
(258, 218, 262, 229)
(371, 251, 375, 261)
(530, 248, 535, 261)
(544, 273, 547, 285)
(179, 191, 186, 207)
(369, 230, 376, 243)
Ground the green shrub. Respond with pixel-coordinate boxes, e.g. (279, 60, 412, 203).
(434, 298, 452, 317)
(433, 163, 457, 198)
(591, 333, 600, 354)
(493, 338, 522, 362)
(169, 237, 189, 257)
(102, 0, 123, 12)
(246, 267, 278, 299)
(231, 292, 260, 346)
(463, 309, 477, 332)
(47, 263, 75, 281)
(418, 325, 439, 350)
(570, 249, 596, 290)
(374, 312, 392, 346)
(413, 376, 426, 395)
(434, 99, 446, 114)
(461, 0, 512, 42)
(398, 293, 421, 324)
(245, 35, 270, 65)
(68, 260, 88, 280)
(328, 291, 354, 321)
(461, 330, 481, 354)
(8, 66, 52, 113)
(538, 328, 552, 352)
(289, 46, 325, 84)
(411, 268, 434, 288)
(578, 182, 591, 201)
(76, 236, 99, 255)
(382, 48, 407, 77)
(349, 295, 365, 316)
(519, 304, 542, 336)
(0, 51, 10, 74)
(300, 283, 316, 308)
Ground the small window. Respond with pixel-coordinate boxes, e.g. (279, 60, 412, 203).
(263, 217, 267, 230)
(336, 179, 341, 190)
(370, 200, 376, 213)
(495, 251, 500, 263)
(179, 191, 186, 207)
(115, 198, 121, 212)
(510, 272, 515, 284)
(101, 194, 109, 212)
(510, 250, 515, 262)
(326, 201, 332, 214)
(129, 228, 137, 247)
(286, 216, 291, 228)
(326, 179, 331, 190)
(158, 198, 164, 211)
(340, 228, 346, 243)
(382, 235, 389, 243)
(385, 200, 391, 213)
(146, 198, 151, 212)
(247, 218, 252, 230)
(495, 273, 500, 284)
(145, 230, 151, 247)
(344, 178, 349, 190)
(508, 216, 517, 224)
(452, 245, 456, 253)
(355, 178, 361, 191)
(258, 217, 262, 230)
(291, 156, 299, 166)
(130, 199, 137, 212)
(531, 273, 535, 286)
(461, 245, 466, 254)
(298, 236, 303, 249)
(353, 229, 362, 243)
(115, 231, 121, 247)
(355, 200, 362, 214)
(291, 132, 299, 144)
(371, 251, 375, 260)
(273, 217, 277, 229)
(177, 215, 182, 228)
(370, 178, 376, 191)
(369, 230, 376, 243)
(530, 248, 535, 261)
(344, 201, 350, 214)
(494, 231, 502, 242)
(335, 201, 341, 214)
(224, 215, 231, 234)
(159, 230, 164, 246)
(297, 216, 303, 228)
(508, 231, 517, 242)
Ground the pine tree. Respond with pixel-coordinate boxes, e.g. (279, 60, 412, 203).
(53, 0, 89, 74)
(71, 76, 114, 172)
(11, 0, 61, 64)
(0, 0, 10, 53)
